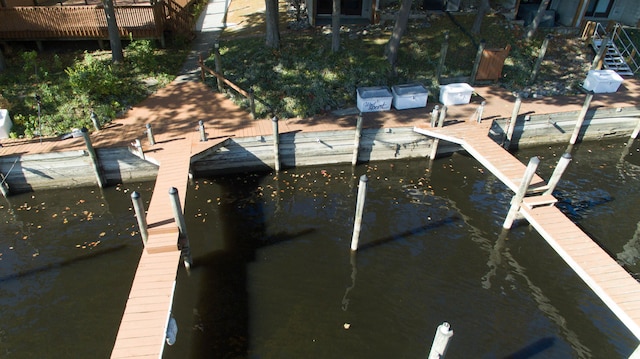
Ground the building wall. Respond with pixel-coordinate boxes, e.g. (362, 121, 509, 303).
(609, 0, 640, 26)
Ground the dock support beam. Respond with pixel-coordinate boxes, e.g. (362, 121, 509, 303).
(350, 175, 368, 251)
(272, 116, 281, 172)
(543, 153, 572, 196)
(503, 156, 540, 229)
(427, 322, 454, 359)
(569, 92, 594, 145)
(429, 106, 446, 160)
(80, 127, 105, 188)
(169, 187, 192, 271)
(352, 113, 363, 166)
(131, 191, 149, 246)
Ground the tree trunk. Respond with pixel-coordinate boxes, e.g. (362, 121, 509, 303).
(331, 0, 340, 52)
(265, 0, 280, 49)
(102, 0, 124, 63)
(471, 0, 490, 34)
(385, 0, 412, 71)
(525, 0, 550, 40)
(0, 47, 5, 73)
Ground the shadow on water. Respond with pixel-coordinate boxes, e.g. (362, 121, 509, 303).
(358, 216, 461, 251)
(504, 337, 556, 359)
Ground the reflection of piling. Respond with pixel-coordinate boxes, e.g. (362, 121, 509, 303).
(272, 116, 280, 172)
(169, 187, 192, 270)
(503, 157, 540, 229)
(543, 153, 572, 195)
(427, 322, 454, 359)
(569, 92, 594, 145)
(352, 113, 363, 166)
(80, 127, 105, 188)
(350, 175, 368, 251)
(131, 191, 148, 246)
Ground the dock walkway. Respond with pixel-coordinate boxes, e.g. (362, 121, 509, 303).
(414, 120, 640, 346)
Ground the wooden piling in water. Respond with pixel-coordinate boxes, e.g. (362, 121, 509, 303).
(0, 172, 9, 198)
(350, 175, 368, 251)
(427, 322, 454, 359)
(352, 113, 363, 166)
(80, 127, 105, 188)
(131, 191, 148, 246)
(543, 152, 572, 196)
(569, 92, 594, 145)
(505, 94, 521, 148)
(169, 187, 192, 270)
(272, 116, 281, 172)
(503, 156, 540, 229)
(429, 107, 446, 160)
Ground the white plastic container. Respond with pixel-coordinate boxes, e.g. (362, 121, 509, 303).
(357, 86, 392, 112)
(439, 83, 474, 106)
(392, 83, 428, 110)
(582, 69, 624, 93)
(0, 109, 12, 139)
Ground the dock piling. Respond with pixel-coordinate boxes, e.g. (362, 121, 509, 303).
(169, 187, 192, 270)
(90, 111, 101, 131)
(198, 120, 208, 142)
(80, 127, 105, 188)
(272, 116, 281, 172)
(350, 175, 368, 251)
(134, 139, 145, 160)
(505, 94, 522, 148)
(352, 113, 363, 166)
(0, 172, 9, 198)
(427, 322, 454, 359)
(569, 92, 594, 145)
(145, 123, 156, 146)
(430, 105, 440, 127)
(131, 191, 148, 246)
(543, 153, 572, 196)
(631, 119, 640, 139)
(503, 156, 540, 229)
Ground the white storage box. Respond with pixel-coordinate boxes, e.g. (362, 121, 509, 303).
(392, 83, 428, 110)
(439, 83, 474, 106)
(357, 86, 392, 112)
(582, 69, 624, 93)
(0, 109, 12, 139)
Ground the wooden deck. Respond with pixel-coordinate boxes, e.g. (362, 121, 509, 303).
(414, 120, 640, 342)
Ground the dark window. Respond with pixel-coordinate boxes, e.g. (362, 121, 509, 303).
(585, 0, 614, 18)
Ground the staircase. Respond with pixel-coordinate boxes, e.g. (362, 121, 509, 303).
(590, 22, 637, 77)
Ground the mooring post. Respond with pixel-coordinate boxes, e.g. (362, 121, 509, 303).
(249, 87, 256, 120)
(430, 105, 440, 127)
(631, 119, 640, 139)
(543, 152, 572, 196)
(503, 156, 540, 229)
(350, 175, 368, 251)
(134, 139, 145, 160)
(437, 105, 447, 128)
(427, 322, 454, 359)
(436, 31, 449, 83)
(272, 116, 281, 172)
(569, 91, 594, 145)
(530, 34, 552, 84)
(0, 172, 9, 198)
(352, 112, 363, 166)
(145, 123, 156, 146)
(169, 187, 192, 271)
(130, 191, 148, 246)
(80, 127, 105, 188)
(90, 111, 101, 131)
(475, 101, 486, 123)
(213, 42, 224, 93)
(470, 40, 486, 85)
(198, 120, 207, 142)
(590, 35, 610, 70)
(429, 106, 447, 160)
(505, 94, 521, 148)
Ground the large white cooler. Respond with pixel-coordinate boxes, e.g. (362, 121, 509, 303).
(0, 109, 12, 139)
(582, 69, 624, 93)
(439, 83, 474, 106)
(392, 83, 428, 110)
(357, 86, 392, 112)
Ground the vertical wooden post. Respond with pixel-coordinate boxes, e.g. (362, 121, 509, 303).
(505, 94, 521, 148)
(90, 111, 101, 131)
(198, 120, 207, 142)
(543, 153, 572, 196)
(590, 36, 610, 70)
(80, 127, 105, 188)
(470, 40, 486, 85)
(352, 112, 363, 166)
(427, 322, 454, 359)
(272, 116, 280, 172)
(249, 87, 256, 120)
(430, 105, 440, 127)
(198, 54, 205, 82)
(213, 43, 224, 92)
(145, 123, 156, 146)
(134, 139, 145, 160)
(351, 175, 368, 251)
(437, 105, 447, 127)
(436, 31, 449, 83)
(631, 119, 640, 139)
(475, 101, 486, 123)
(503, 156, 540, 229)
(530, 34, 552, 84)
(131, 191, 148, 246)
(569, 92, 594, 145)
(0, 172, 9, 198)
(169, 187, 192, 270)
(429, 107, 446, 161)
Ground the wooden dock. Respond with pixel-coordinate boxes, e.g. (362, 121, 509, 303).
(414, 121, 640, 345)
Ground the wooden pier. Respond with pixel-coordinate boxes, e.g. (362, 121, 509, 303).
(414, 121, 640, 346)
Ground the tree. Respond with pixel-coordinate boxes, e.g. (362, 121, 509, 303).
(471, 0, 490, 34)
(102, 0, 124, 63)
(0, 46, 5, 73)
(331, 0, 341, 52)
(265, 0, 280, 49)
(385, 0, 412, 72)
(525, 0, 550, 40)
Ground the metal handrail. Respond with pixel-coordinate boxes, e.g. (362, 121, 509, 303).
(612, 23, 640, 75)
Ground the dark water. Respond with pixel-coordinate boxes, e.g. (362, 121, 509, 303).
(1, 139, 639, 358)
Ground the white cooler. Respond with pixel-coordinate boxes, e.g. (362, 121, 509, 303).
(439, 83, 474, 106)
(0, 109, 12, 139)
(582, 69, 624, 93)
(392, 83, 428, 110)
(357, 86, 392, 112)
